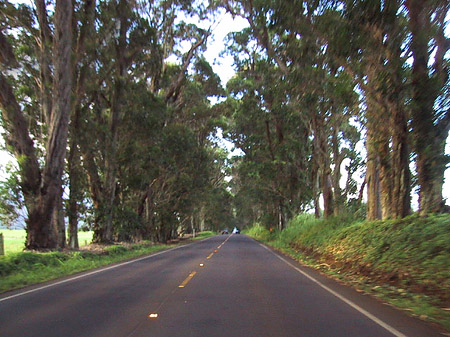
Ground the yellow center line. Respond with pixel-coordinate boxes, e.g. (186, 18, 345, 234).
(178, 271, 197, 288)
(206, 252, 214, 259)
(217, 234, 232, 250)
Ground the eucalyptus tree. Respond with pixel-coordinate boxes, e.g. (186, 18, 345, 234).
(222, 43, 313, 229)
(114, 56, 225, 242)
(0, 0, 72, 249)
(223, 0, 364, 221)
(329, 0, 449, 218)
(406, 0, 449, 214)
(67, 0, 97, 248)
(329, 0, 412, 220)
(68, 0, 214, 243)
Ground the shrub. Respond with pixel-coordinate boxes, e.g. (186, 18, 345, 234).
(245, 223, 273, 241)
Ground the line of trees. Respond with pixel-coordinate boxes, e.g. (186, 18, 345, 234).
(0, 0, 235, 250)
(221, 0, 448, 229)
(0, 0, 448, 250)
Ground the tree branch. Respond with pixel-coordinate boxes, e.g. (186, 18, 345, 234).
(165, 30, 211, 103)
(0, 72, 41, 197)
(0, 30, 18, 68)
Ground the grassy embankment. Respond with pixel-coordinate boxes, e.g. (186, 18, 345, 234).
(0, 230, 215, 294)
(246, 214, 450, 331)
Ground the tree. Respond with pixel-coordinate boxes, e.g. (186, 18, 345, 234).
(0, 0, 72, 250)
(67, 0, 97, 248)
(406, 0, 449, 214)
(224, 0, 364, 221)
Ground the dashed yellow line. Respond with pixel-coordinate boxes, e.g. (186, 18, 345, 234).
(206, 252, 214, 259)
(178, 271, 197, 288)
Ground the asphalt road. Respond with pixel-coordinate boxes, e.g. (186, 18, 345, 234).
(0, 235, 444, 337)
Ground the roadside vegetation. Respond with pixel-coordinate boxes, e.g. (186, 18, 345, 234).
(0, 231, 215, 294)
(246, 214, 450, 331)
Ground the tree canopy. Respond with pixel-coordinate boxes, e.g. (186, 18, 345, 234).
(0, 0, 448, 250)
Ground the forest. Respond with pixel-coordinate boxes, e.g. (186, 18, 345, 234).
(0, 0, 448, 251)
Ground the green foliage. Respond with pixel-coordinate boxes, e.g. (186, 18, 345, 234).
(192, 231, 216, 240)
(113, 207, 143, 242)
(0, 251, 70, 277)
(224, 60, 314, 228)
(245, 224, 273, 241)
(0, 163, 26, 228)
(194, 57, 225, 97)
(105, 245, 128, 256)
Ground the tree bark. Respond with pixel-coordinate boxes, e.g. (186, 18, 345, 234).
(311, 151, 321, 218)
(331, 125, 344, 216)
(407, 0, 448, 213)
(365, 106, 390, 220)
(386, 3, 412, 219)
(390, 89, 411, 218)
(27, 0, 72, 249)
(94, 0, 129, 243)
(365, 53, 393, 220)
(312, 114, 334, 218)
(68, 142, 81, 249)
(67, 0, 97, 248)
(0, 73, 41, 201)
(34, 0, 53, 124)
(366, 127, 381, 220)
(377, 127, 392, 220)
(165, 31, 210, 103)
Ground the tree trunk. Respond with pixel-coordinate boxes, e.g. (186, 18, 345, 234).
(365, 68, 393, 220)
(322, 171, 334, 218)
(377, 129, 393, 220)
(68, 143, 81, 248)
(56, 190, 66, 248)
(386, 2, 412, 219)
(313, 114, 334, 218)
(407, 0, 448, 213)
(311, 140, 321, 218)
(99, 0, 129, 242)
(1, 0, 72, 250)
(34, 0, 53, 124)
(27, 0, 73, 249)
(331, 125, 343, 216)
(0, 73, 41, 204)
(199, 206, 206, 232)
(66, 0, 97, 248)
(390, 104, 411, 218)
(366, 128, 381, 220)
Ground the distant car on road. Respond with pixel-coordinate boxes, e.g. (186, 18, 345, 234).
(232, 227, 240, 234)
(221, 228, 229, 234)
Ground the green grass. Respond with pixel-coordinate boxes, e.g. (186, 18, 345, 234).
(245, 214, 450, 331)
(0, 229, 27, 254)
(0, 231, 215, 293)
(192, 231, 216, 240)
(0, 230, 94, 254)
(77, 231, 95, 247)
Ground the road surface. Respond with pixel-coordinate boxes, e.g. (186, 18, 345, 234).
(0, 235, 444, 337)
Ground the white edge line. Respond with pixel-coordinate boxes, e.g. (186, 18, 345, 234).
(258, 243, 407, 337)
(0, 236, 215, 303)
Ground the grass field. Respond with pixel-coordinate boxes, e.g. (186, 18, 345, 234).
(0, 230, 94, 254)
